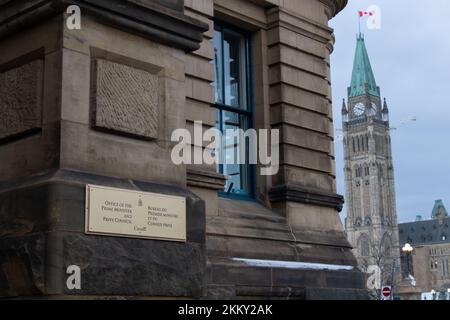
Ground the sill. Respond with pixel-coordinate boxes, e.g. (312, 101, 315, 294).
(218, 191, 256, 202)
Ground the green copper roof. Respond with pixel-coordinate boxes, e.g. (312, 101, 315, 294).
(432, 200, 448, 219)
(349, 35, 379, 98)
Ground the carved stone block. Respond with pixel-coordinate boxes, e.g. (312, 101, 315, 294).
(92, 59, 160, 140)
(0, 60, 43, 141)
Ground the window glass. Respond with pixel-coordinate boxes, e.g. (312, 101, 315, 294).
(213, 24, 253, 197)
(213, 30, 223, 104)
(223, 30, 247, 110)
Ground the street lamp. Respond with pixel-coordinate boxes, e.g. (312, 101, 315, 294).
(402, 243, 414, 277)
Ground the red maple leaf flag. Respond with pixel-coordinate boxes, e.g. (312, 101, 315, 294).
(358, 11, 374, 17)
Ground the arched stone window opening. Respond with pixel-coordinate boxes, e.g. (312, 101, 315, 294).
(359, 234, 370, 257)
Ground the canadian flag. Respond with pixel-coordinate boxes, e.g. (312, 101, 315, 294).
(359, 6, 381, 30)
(358, 11, 374, 17)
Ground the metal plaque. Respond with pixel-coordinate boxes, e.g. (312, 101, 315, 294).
(85, 184, 186, 242)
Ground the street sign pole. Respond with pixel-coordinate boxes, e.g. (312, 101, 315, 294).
(391, 258, 397, 300)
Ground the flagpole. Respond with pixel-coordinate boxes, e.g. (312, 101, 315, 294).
(358, 12, 361, 36)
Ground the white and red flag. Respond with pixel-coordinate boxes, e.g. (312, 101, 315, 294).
(358, 10, 374, 17)
(357, 6, 381, 30)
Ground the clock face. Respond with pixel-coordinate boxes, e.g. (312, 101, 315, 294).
(368, 103, 377, 116)
(353, 103, 365, 117)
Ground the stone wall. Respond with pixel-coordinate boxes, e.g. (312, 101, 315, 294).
(0, 0, 209, 299)
(0, 0, 368, 300)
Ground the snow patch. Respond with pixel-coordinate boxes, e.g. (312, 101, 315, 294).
(232, 258, 354, 271)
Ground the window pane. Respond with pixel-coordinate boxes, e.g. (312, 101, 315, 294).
(221, 110, 251, 195)
(213, 30, 223, 104)
(213, 25, 252, 197)
(223, 30, 247, 110)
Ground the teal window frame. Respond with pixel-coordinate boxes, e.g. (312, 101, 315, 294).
(212, 22, 255, 199)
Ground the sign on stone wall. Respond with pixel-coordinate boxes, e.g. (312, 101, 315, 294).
(85, 185, 186, 242)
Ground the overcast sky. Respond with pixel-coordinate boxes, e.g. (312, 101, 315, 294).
(330, 0, 450, 223)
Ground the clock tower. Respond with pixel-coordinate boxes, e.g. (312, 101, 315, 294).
(342, 34, 401, 286)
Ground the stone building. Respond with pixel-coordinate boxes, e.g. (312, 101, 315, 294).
(0, 0, 367, 299)
(398, 200, 450, 299)
(342, 35, 401, 286)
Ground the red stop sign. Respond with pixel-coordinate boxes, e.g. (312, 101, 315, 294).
(382, 286, 391, 297)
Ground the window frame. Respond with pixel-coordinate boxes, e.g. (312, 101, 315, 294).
(213, 21, 256, 200)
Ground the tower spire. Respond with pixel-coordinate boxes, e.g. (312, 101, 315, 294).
(349, 35, 379, 98)
(382, 98, 389, 121)
(382, 98, 389, 112)
(432, 200, 448, 219)
(341, 98, 348, 114)
(342, 99, 349, 122)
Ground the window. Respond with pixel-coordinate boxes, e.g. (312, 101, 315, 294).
(360, 235, 370, 257)
(355, 166, 363, 178)
(445, 259, 450, 277)
(213, 24, 253, 197)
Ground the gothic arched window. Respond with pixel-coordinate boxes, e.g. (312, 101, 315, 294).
(355, 165, 363, 178)
(359, 234, 370, 257)
(381, 234, 392, 257)
(364, 165, 370, 176)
